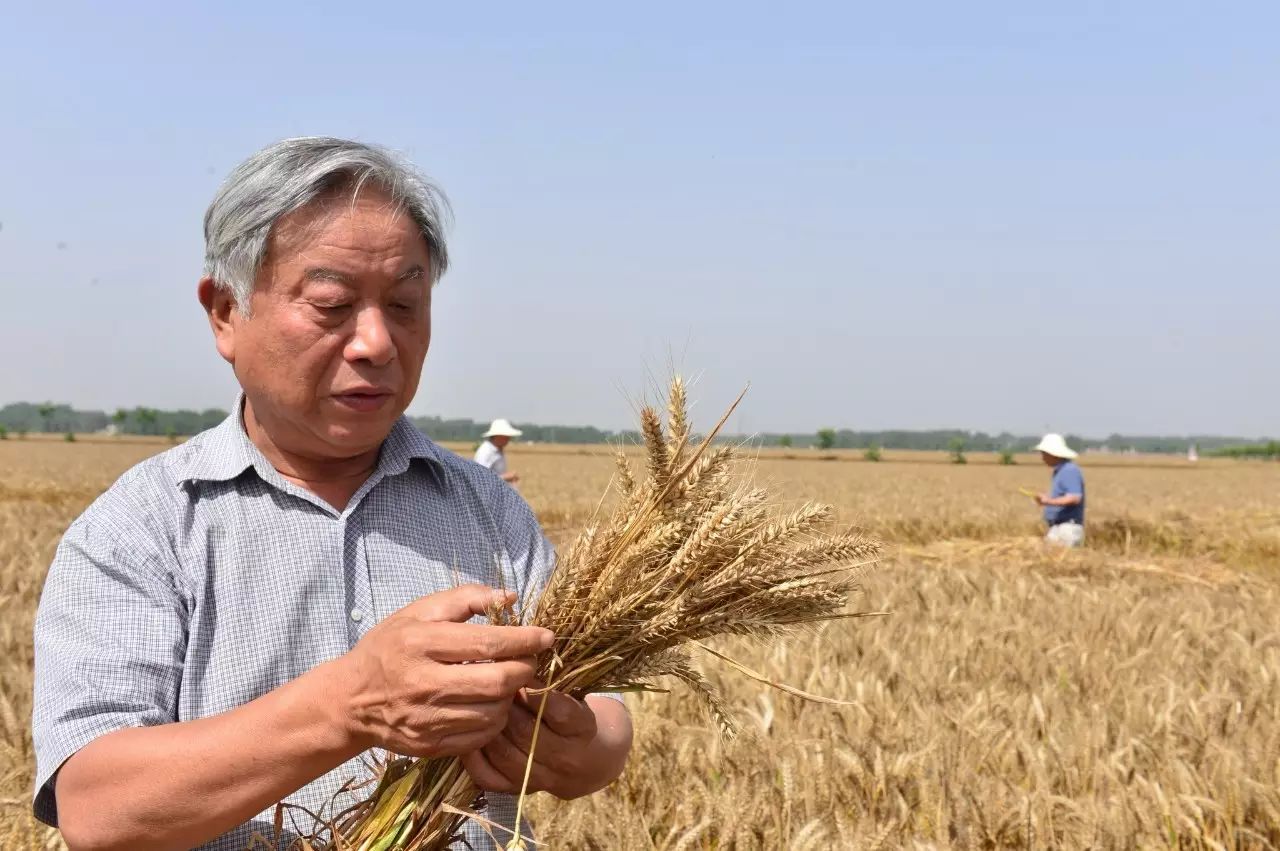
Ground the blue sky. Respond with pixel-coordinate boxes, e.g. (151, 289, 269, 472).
(1, 2, 1276, 436)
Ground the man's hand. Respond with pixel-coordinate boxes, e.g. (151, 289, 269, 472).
(461, 689, 632, 800)
(502, 471, 520, 484)
(1036, 493, 1050, 506)
(52, 584, 549, 851)
(335, 585, 554, 758)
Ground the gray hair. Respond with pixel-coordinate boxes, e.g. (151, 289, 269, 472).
(203, 137, 451, 311)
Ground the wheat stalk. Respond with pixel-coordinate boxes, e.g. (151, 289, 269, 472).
(281, 378, 883, 851)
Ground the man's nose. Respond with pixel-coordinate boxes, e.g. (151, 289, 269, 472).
(345, 305, 396, 366)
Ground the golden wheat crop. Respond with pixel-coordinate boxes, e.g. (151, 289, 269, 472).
(2, 437, 1278, 849)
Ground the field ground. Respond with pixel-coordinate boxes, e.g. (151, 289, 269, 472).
(2, 437, 1278, 848)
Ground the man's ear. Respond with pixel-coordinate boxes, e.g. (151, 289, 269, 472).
(198, 277, 238, 364)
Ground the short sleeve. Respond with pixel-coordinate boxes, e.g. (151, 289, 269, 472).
(473, 442, 501, 472)
(31, 501, 188, 826)
(1057, 464, 1084, 496)
(491, 482, 556, 614)
(495, 485, 622, 704)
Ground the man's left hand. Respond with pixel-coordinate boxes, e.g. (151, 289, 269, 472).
(1036, 493, 1050, 506)
(461, 689, 631, 800)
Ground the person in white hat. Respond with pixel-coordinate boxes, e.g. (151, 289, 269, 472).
(474, 418, 523, 483)
(1033, 433, 1086, 547)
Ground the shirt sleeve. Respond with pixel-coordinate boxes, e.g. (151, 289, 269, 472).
(473, 442, 498, 470)
(31, 496, 188, 826)
(495, 485, 623, 705)
(1056, 464, 1084, 496)
(492, 482, 556, 620)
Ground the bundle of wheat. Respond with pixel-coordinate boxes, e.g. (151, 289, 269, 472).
(285, 378, 882, 851)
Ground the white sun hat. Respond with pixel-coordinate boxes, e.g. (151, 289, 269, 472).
(1033, 433, 1077, 459)
(483, 418, 523, 439)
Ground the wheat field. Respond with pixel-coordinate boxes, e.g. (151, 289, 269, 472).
(2, 437, 1278, 849)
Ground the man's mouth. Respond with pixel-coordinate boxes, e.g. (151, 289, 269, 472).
(332, 389, 394, 413)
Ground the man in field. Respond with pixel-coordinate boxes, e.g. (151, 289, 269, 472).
(31, 137, 632, 851)
(474, 418, 522, 484)
(1034, 433, 1086, 547)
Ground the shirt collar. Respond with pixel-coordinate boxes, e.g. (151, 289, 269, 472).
(180, 393, 446, 485)
(378, 411, 449, 477)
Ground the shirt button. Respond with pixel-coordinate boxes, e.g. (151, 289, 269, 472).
(350, 609, 364, 623)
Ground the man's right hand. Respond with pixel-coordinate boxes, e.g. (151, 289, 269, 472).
(334, 585, 554, 758)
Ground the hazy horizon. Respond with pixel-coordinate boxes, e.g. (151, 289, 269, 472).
(3, 3, 1276, 437)
(1, 396, 1273, 444)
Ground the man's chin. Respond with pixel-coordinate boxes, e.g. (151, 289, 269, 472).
(322, 409, 400, 447)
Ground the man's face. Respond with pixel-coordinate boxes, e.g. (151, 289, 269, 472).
(206, 188, 433, 459)
(1040, 451, 1058, 467)
(491, 435, 510, 449)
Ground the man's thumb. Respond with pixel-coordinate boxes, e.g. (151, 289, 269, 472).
(413, 584, 515, 623)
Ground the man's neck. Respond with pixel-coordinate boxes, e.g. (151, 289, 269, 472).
(243, 401, 381, 511)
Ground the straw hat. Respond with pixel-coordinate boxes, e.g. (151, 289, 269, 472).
(1033, 433, 1077, 460)
(483, 418, 523, 439)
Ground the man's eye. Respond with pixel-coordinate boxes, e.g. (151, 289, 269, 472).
(312, 303, 352, 318)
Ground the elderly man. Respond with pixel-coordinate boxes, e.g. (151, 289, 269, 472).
(474, 419, 522, 484)
(1034, 433, 1086, 547)
(31, 138, 632, 851)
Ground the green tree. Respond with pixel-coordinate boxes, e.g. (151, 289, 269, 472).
(1210, 440, 1280, 460)
(998, 448, 1016, 465)
(863, 445, 882, 462)
(778, 434, 793, 448)
(165, 425, 178, 444)
(816, 428, 836, 450)
(113, 408, 128, 435)
(37, 403, 55, 433)
(136, 407, 159, 436)
(0, 424, 7, 440)
(949, 436, 967, 465)
(64, 430, 76, 443)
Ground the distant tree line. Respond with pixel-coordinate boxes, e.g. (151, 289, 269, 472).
(0, 403, 625, 443)
(0, 401, 1272, 452)
(401, 426, 1277, 454)
(760, 429, 1274, 454)
(0, 403, 228, 437)
(1209, 441, 1280, 460)
(408, 415, 617, 445)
